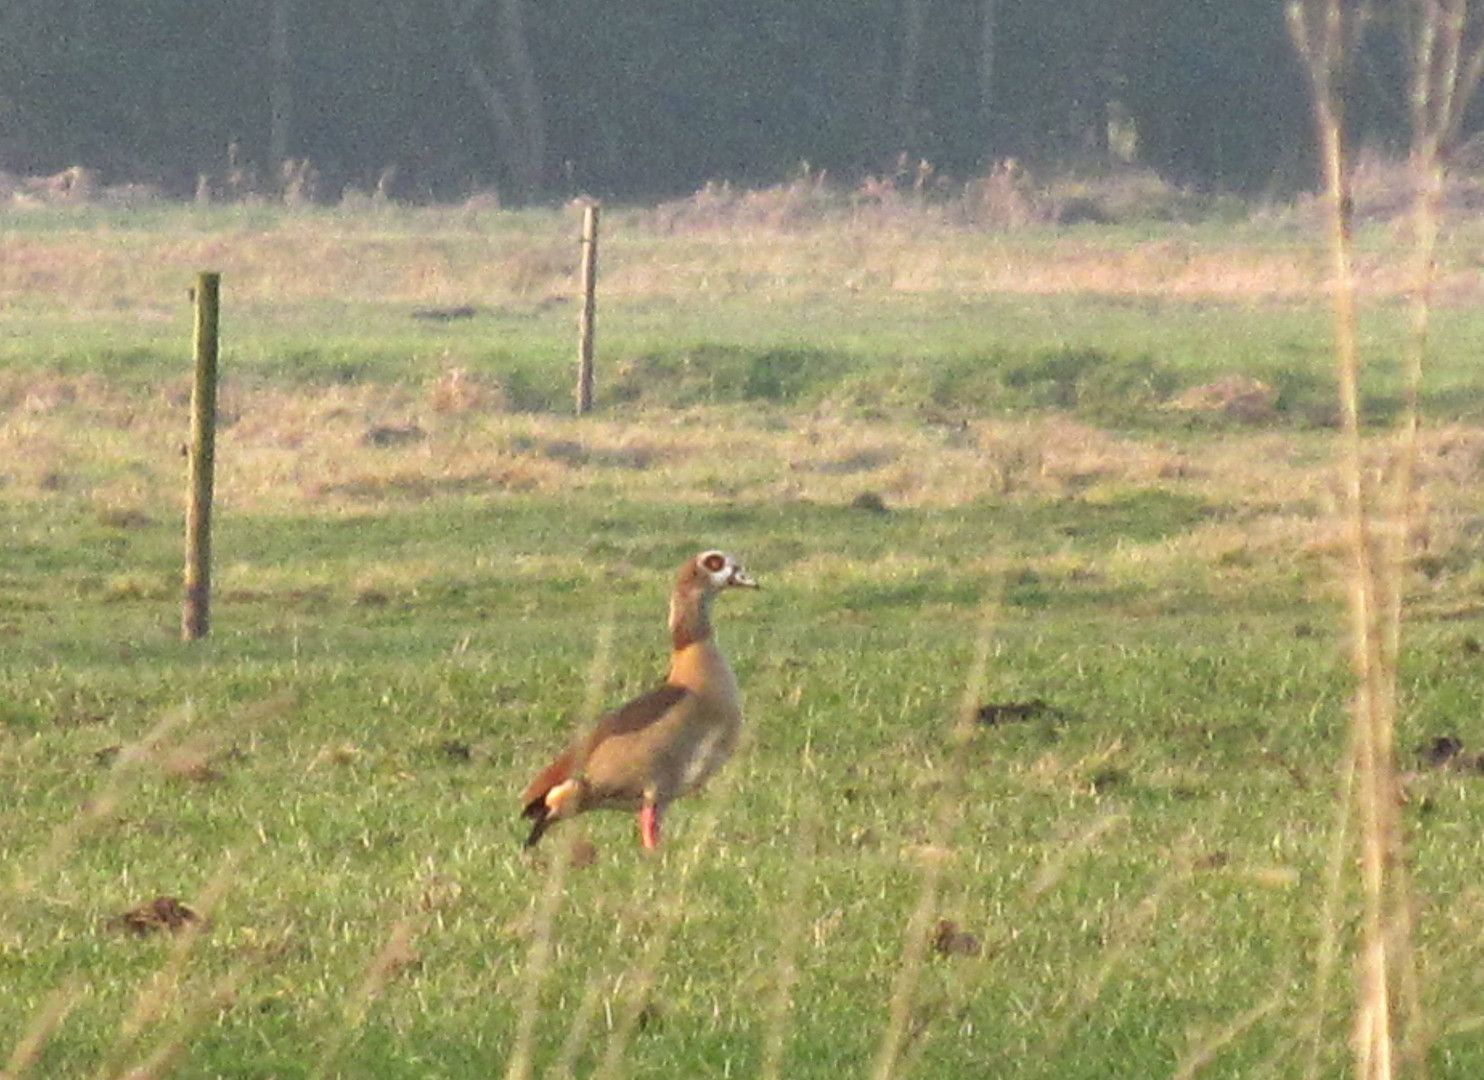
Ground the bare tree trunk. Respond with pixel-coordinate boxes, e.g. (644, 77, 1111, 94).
(978, 0, 998, 152)
(445, 0, 546, 198)
(893, 0, 928, 156)
(268, 0, 293, 168)
(495, 0, 545, 196)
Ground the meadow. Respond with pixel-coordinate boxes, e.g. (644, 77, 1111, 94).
(3, 181, 1484, 1079)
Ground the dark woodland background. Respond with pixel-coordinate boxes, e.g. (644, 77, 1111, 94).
(0, 1, 1467, 202)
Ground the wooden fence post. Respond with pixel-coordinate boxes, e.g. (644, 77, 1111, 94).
(182, 272, 221, 641)
(575, 203, 599, 415)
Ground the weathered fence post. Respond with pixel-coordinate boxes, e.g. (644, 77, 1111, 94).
(575, 203, 599, 415)
(182, 272, 221, 641)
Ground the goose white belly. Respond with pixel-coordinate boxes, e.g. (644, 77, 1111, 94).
(677, 722, 734, 793)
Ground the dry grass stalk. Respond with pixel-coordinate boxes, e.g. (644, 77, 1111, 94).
(869, 612, 995, 1080)
(1387, 5, 1484, 1068)
(1390, 0, 1484, 673)
(8, 708, 195, 904)
(512, 605, 754, 1080)
(588, 728, 755, 1080)
(90, 857, 234, 1080)
(898, 811, 1134, 1079)
(504, 620, 615, 1080)
(1288, 0, 1395, 1072)
(107, 970, 243, 1080)
(309, 917, 423, 1080)
(1173, 996, 1285, 1080)
(1, 980, 84, 1080)
(545, 976, 606, 1080)
(758, 802, 818, 1080)
(1282, 0, 1484, 1074)
(1291, 2, 1484, 1075)
(1304, 753, 1358, 1080)
(1042, 856, 1190, 1061)
(1322, 98, 1399, 1080)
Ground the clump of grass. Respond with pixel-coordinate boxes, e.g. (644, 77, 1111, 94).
(606, 345, 855, 409)
(1, 980, 84, 1080)
(426, 366, 502, 414)
(959, 159, 1042, 230)
(870, 614, 994, 1080)
(998, 347, 1178, 423)
(644, 170, 840, 233)
(645, 162, 1222, 236)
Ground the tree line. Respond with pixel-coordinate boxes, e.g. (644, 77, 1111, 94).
(0, 0, 1471, 203)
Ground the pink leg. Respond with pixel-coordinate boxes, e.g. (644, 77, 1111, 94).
(638, 803, 662, 850)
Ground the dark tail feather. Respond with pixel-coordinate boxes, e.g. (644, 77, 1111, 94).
(522, 800, 552, 849)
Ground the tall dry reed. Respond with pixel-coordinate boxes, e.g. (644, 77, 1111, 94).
(1289, 1, 1484, 1075)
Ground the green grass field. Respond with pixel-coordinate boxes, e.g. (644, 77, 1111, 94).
(3, 196, 1484, 1079)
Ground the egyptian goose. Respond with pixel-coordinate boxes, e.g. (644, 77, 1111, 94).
(520, 550, 758, 850)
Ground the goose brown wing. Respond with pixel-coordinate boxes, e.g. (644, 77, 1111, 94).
(519, 684, 691, 810)
(589, 684, 691, 742)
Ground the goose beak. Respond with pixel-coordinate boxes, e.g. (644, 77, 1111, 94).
(728, 567, 759, 589)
